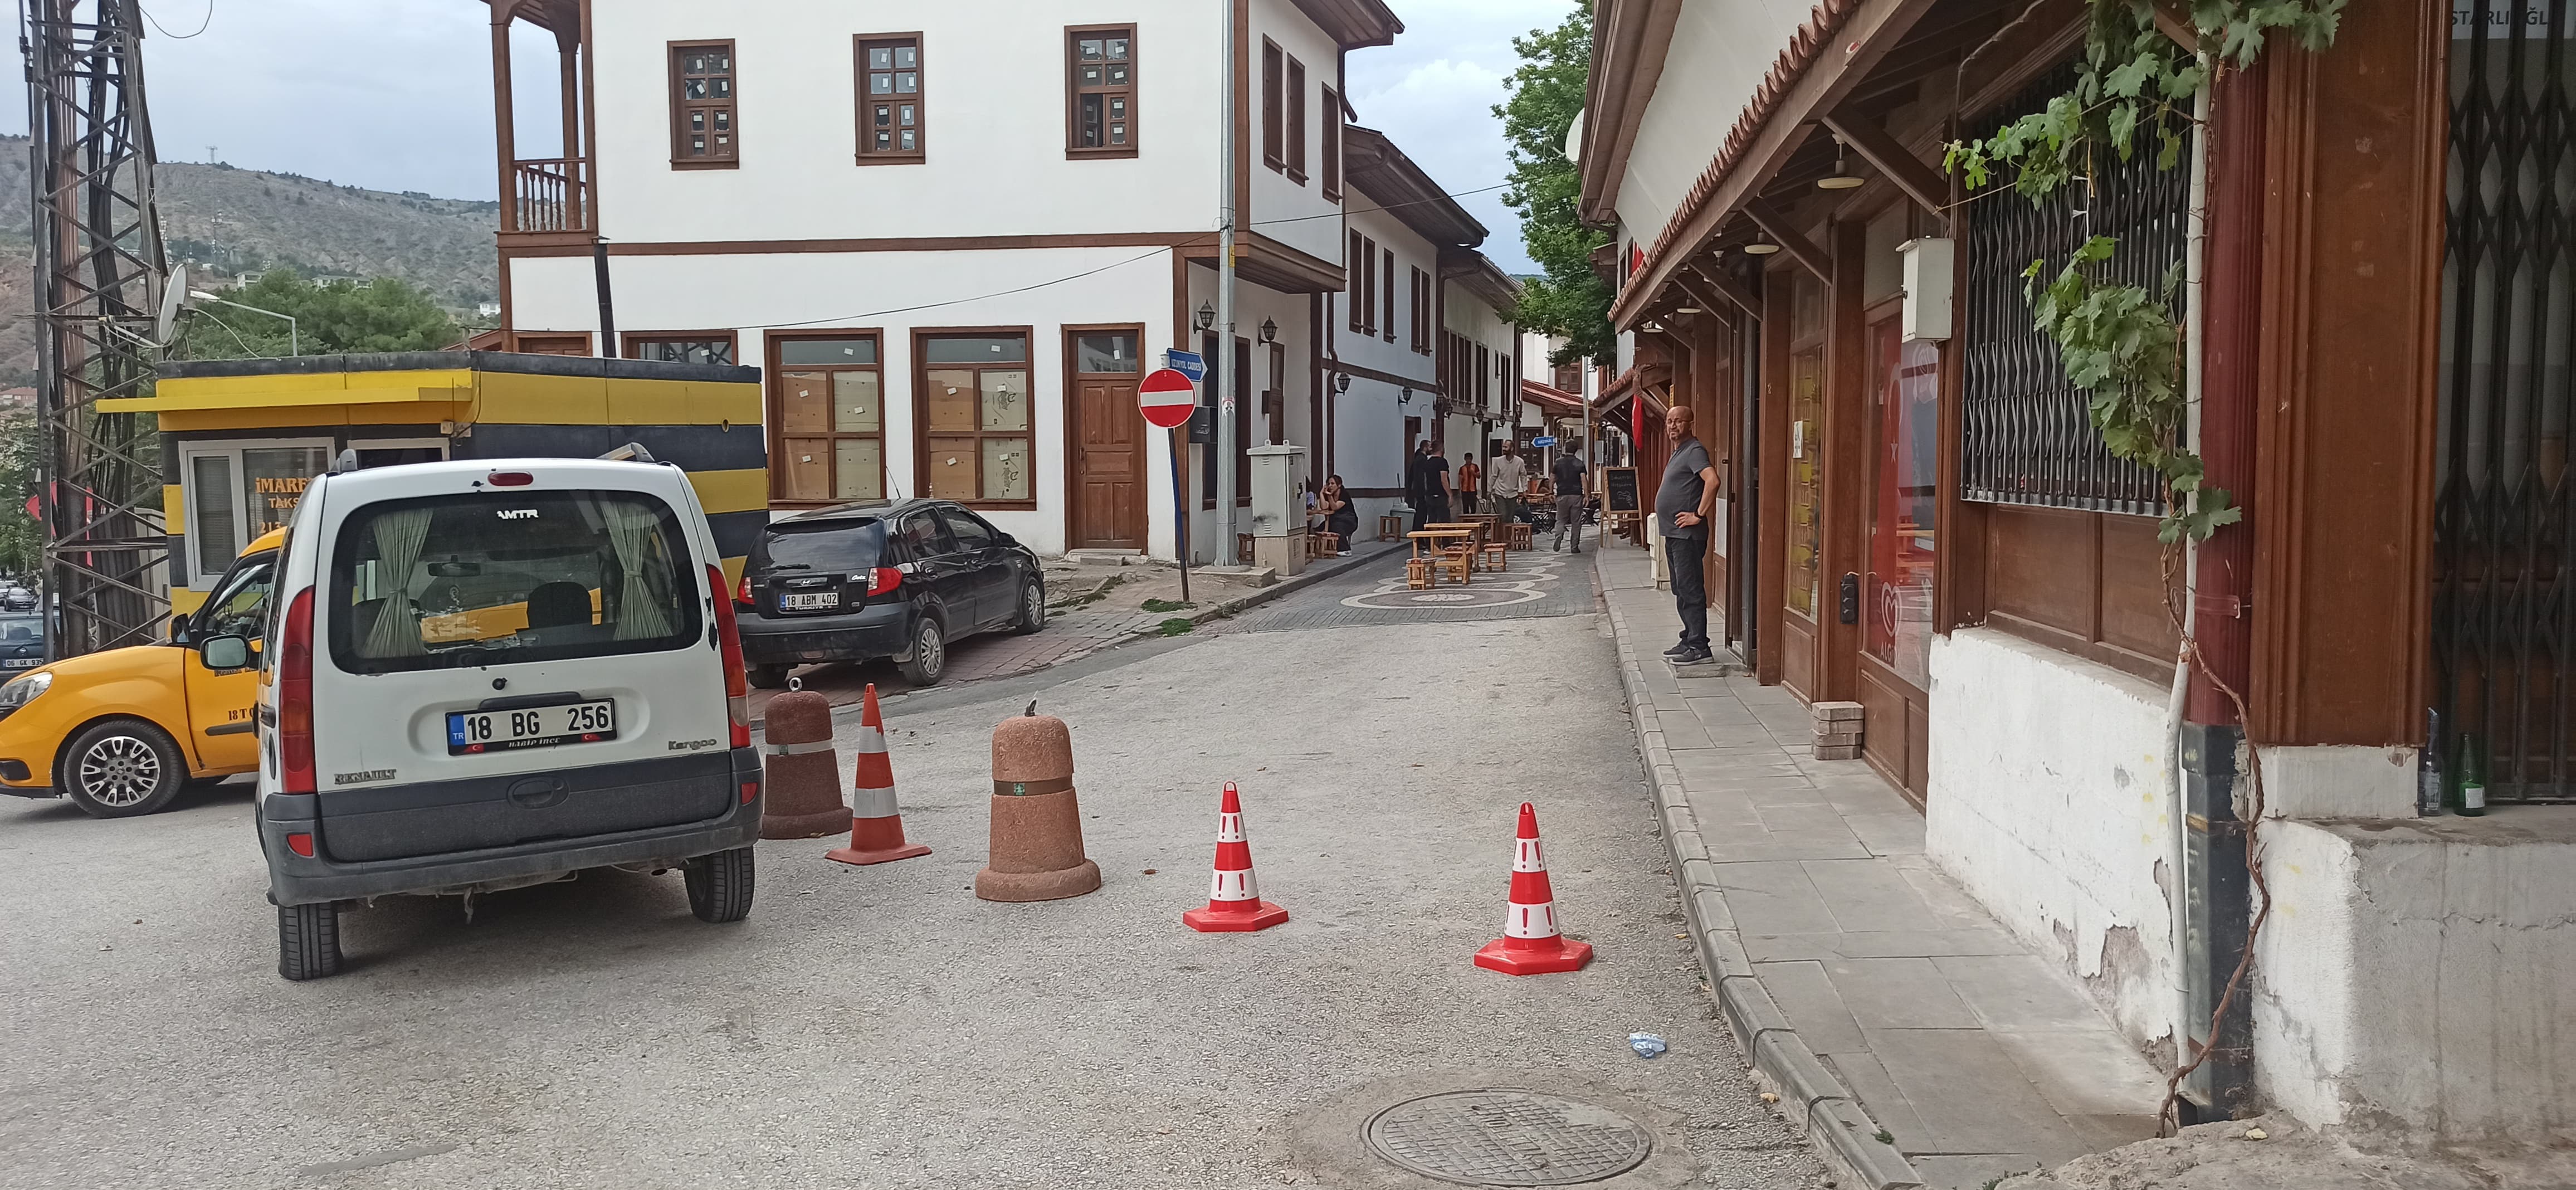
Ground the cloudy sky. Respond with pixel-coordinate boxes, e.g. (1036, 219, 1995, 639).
(3, 0, 1575, 274)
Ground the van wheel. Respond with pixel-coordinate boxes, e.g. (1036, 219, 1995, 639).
(747, 664, 791, 690)
(898, 616, 947, 685)
(1012, 580, 1046, 635)
(277, 901, 343, 981)
(60, 718, 187, 818)
(685, 846, 755, 923)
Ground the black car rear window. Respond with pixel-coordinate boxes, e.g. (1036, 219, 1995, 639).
(325, 490, 704, 674)
(754, 518, 886, 573)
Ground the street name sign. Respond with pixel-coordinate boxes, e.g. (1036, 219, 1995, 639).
(1162, 349, 1208, 383)
(1139, 368, 1199, 428)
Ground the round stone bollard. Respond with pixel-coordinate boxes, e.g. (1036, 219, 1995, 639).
(974, 706, 1102, 901)
(760, 685, 855, 840)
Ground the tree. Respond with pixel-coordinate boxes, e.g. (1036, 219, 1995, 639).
(175, 271, 460, 361)
(1494, 2, 1613, 365)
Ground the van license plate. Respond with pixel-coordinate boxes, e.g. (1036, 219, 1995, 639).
(780, 591, 840, 611)
(447, 700, 617, 755)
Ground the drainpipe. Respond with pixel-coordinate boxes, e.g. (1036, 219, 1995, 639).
(2179, 56, 2266, 1121)
(2167, 82, 2208, 1105)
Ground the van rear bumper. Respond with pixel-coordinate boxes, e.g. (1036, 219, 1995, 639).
(258, 746, 764, 906)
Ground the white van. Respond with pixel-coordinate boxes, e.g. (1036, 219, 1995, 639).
(225, 457, 765, 980)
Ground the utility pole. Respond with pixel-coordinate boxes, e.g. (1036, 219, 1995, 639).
(1213, 0, 1239, 563)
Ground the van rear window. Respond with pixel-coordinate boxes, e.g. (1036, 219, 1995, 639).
(325, 490, 704, 674)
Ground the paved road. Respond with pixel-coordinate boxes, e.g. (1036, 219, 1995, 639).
(0, 547, 1821, 1189)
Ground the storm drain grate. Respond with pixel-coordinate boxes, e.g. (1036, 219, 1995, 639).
(1362, 1089, 1652, 1187)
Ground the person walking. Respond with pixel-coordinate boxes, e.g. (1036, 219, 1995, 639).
(1419, 441, 1455, 525)
(1487, 443, 1529, 528)
(1456, 453, 1482, 515)
(1551, 450, 1589, 552)
(1657, 405, 1720, 665)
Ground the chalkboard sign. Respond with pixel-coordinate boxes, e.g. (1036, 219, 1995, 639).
(1603, 466, 1641, 514)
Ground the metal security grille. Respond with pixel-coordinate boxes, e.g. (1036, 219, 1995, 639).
(1959, 68, 2185, 515)
(2434, 1, 2576, 803)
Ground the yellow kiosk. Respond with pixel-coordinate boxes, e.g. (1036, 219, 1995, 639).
(120, 351, 769, 617)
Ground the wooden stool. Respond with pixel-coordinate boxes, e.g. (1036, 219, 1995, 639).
(1306, 531, 1340, 559)
(1437, 547, 1474, 586)
(1406, 557, 1434, 589)
(1480, 537, 1509, 572)
(1236, 533, 1255, 564)
(1509, 522, 1533, 550)
(1379, 514, 1404, 542)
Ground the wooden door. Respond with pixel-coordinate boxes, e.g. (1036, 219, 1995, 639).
(1857, 314, 1936, 804)
(1068, 328, 1146, 550)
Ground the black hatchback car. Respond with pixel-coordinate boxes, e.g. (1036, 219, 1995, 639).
(735, 498, 1044, 687)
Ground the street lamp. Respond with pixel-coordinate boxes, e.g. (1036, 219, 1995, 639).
(1398, 387, 1413, 405)
(1333, 372, 1351, 394)
(1258, 317, 1277, 344)
(189, 289, 298, 356)
(1195, 301, 1217, 332)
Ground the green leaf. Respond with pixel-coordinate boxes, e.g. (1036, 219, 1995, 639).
(2105, 49, 2161, 97)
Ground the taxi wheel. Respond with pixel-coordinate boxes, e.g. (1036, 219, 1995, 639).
(60, 718, 186, 818)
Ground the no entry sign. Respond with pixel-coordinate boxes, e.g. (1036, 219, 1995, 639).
(1138, 368, 1198, 429)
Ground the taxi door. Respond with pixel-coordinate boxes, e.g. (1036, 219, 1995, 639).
(184, 549, 279, 771)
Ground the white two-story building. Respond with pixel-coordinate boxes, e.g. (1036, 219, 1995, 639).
(474, 0, 1516, 559)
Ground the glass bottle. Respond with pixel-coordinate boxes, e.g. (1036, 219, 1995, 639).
(2456, 731, 2488, 817)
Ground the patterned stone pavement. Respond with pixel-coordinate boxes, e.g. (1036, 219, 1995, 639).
(1212, 542, 1598, 634)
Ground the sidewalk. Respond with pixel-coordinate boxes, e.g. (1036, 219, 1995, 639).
(1592, 541, 2167, 1190)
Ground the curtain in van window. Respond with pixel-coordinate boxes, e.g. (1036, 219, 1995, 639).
(604, 500, 677, 641)
(362, 506, 435, 657)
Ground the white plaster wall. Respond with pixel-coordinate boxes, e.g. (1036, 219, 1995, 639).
(2256, 813, 2576, 1142)
(1248, 0, 1345, 265)
(1338, 184, 1442, 382)
(591, 1, 1221, 243)
(1926, 627, 2180, 1059)
(1443, 277, 1519, 425)
(1611, 0, 1816, 247)
(1331, 377, 1411, 529)
(1177, 261, 1322, 563)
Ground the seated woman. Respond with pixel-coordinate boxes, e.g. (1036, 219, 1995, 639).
(1316, 475, 1358, 555)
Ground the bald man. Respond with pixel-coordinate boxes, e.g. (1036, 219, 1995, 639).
(1656, 404, 1720, 665)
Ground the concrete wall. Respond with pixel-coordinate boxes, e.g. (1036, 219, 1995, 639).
(1925, 627, 2179, 1062)
(2255, 813, 2576, 1143)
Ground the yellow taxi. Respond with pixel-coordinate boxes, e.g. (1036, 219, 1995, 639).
(0, 529, 281, 817)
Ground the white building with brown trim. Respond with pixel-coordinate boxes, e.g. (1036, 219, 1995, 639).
(474, 0, 1516, 559)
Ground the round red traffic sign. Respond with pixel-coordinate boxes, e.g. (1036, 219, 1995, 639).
(1138, 368, 1198, 428)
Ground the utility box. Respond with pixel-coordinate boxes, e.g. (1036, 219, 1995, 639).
(1899, 237, 1955, 343)
(1247, 443, 1308, 577)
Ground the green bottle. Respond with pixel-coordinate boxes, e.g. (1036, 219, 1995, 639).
(2456, 731, 2489, 817)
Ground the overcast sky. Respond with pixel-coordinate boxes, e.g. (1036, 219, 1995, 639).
(3, 0, 1574, 274)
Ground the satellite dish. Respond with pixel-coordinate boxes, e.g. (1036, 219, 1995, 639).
(154, 264, 187, 345)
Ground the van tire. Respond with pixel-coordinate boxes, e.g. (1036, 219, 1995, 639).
(685, 846, 755, 923)
(277, 902, 343, 981)
(60, 718, 187, 818)
(897, 616, 947, 685)
(747, 664, 791, 690)
(1011, 579, 1046, 635)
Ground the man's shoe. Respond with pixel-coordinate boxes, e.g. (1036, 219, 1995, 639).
(1671, 647, 1716, 666)
(1662, 642, 1697, 659)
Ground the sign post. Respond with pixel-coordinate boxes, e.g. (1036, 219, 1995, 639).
(1139, 367, 1200, 602)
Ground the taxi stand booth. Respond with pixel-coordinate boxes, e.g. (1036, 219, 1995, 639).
(124, 352, 769, 620)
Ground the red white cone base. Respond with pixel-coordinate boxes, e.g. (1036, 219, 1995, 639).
(826, 839, 932, 866)
(826, 817, 931, 867)
(1184, 898, 1289, 932)
(1474, 934, 1594, 976)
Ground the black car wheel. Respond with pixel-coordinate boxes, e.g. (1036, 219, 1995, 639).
(60, 718, 187, 818)
(685, 846, 755, 923)
(747, 663, 792, 690)
(898, 614, 947, 685)
(1012, 579, 1046, 635)
(277, 901, 344, 981)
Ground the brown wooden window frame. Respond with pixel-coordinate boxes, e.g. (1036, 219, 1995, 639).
(1360, 237, 1379, 335)
(669, 41, 740, 169)
(1319, 85, 1342, 200)
(1261, 39, 1284, 173)
(1284, 56, 1307, 184)
(914, 326, 1041, 510)
(767, 330, 889, 508)
(1382, 249, 1397, 344)
(1409, 267, 1433, 354)
(1066, 25, 1139, 158)
(623, 330, 740, 367)
(1349, 231, 1369, 331)
(855, 33, 927, 165)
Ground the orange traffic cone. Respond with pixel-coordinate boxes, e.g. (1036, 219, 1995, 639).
(826, 685, 931, 866)
(1474, 802, 1593, 975)
(1182, 782, 1287, 931)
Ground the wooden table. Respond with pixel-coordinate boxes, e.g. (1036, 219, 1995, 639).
(1407, 528, 1475, 589)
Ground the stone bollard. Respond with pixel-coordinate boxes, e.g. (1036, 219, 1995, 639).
(975, 706, 1102, 901)
(760, 685, 855, 840)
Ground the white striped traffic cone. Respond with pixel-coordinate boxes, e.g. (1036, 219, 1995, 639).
(826, 684, 931, 866)
(1474, 802, 1593, 974)
(1182, 782, 1288, 931)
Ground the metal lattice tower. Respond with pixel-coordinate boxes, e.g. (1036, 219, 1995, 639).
(22, 0, 169, 655)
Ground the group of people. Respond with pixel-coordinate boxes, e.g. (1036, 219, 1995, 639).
(1404, 439, 1598, 554)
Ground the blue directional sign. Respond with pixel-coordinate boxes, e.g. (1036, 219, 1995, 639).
(1532, 435, 1558, 448)
(1163, 349, 1208, 383)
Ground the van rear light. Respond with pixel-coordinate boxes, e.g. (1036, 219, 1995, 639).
(867, 567, 904, 596)
(487, 471, 534, 487)
(708, 564, 752, 748)
(278, 587, 317, 795)
(285, 832, 315, 858)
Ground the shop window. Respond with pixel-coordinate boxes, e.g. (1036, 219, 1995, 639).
(180, 441, 335, 587)
(917, 333, 1033, 505)
(670, 42, 738, 167)
(1866, 318, 1940, 687)
(1785, 271, 1827, 622)
(857, 36, 925, 162)
(770, 334, 885, 504)
(625, 333, 736, 366)
(1067, 27, 1136, 155)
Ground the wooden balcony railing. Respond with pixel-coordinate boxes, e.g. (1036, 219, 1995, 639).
(510, 158, 591, 235)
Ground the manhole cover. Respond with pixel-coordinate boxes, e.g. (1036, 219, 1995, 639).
(1363, 1089, 1652, 1186)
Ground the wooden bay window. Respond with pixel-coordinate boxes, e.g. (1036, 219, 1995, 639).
(916, 330, 1036, 507)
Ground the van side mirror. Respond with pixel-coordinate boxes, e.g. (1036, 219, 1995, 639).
(198, 635, 250, 671)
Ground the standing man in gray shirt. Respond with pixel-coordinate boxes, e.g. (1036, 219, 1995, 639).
(1550, 450, 1588, 552)
(1487, 443, 1530, 529)
(1656, 405, 1719, 665)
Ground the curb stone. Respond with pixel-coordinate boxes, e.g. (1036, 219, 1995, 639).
(1593, 547, 1929, 1190)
